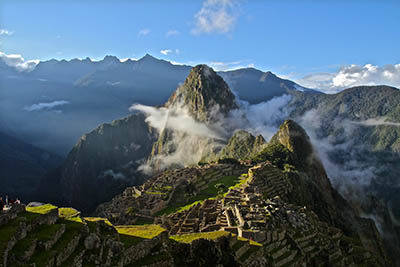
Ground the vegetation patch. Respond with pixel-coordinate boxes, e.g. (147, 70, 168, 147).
(84, 217, 113, 226)
(26, 204, 58, 214)
(59, 207, 80, 218)
(115, 225, 166, 239)
(170, 231, 230, 244)
(188, 175, 239, 202)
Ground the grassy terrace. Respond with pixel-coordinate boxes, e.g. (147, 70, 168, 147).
(28, 219, 84, 266)
(156, 174, 245, 216)
(11, 223, 64, 258)
(116, 225, 166, 239)
(26, 204, 58, 214)
(59, 207, 80, 218)
(84, 217, 113, 226)
(116, 225, 166, 247)
(169, 231, 230, 243)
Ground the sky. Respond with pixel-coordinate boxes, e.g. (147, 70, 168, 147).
(1, 0, 400, 92)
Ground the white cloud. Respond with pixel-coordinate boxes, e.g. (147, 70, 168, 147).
(24, 100, 70, 111)
(101, 169, 126, 180)
(210, 60, 254, 71)
(160, 49, 172, 56)
(351, 117, 400, 127)
(296, 63, 400, 93)
(166, 30, 180, 37)
(0, 29, 13, 36)
(192, 0, 239, 35)
(138, 29, 150, 36)
(130, 104, 225, 140)
(0, 51, 39, 72)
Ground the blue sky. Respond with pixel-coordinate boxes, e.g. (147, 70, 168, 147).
(1, 0, 399, 91)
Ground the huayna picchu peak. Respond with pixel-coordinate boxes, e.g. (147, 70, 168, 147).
(166, 64, 238, 122)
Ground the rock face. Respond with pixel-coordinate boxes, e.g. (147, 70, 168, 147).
(166, 64, 238, 122)
(36, 113, 158, 212)
(147, 65, 239, 171)
(218, 130, 266, 160)
(266, 120, 389, 264)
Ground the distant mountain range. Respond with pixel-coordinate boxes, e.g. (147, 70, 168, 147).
(0, 54, 315, 156)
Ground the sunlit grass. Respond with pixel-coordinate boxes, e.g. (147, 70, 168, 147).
(84, 217, 113, 226)
(59, 207, 80, 218)
(169, 231, 230, 243)
(26, 204, 57, 214)
(115, 225, 166, 239)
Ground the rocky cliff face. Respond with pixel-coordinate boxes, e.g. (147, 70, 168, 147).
(289, 85, 400, 265)
(268, 120, 389, 264)
(166, 64, 238, 122)
(147, 65, 239, 171)
(37, 113, 157, 212)
(218, 130, 266, 160)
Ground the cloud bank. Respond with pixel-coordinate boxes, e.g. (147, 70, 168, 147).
(297, 63, 400, 93)
(192, 0, 239, 35)
(351, 117, 400, 127)
(0, 29, 13, 36)
(24, 100, 70, 112)
(0, 51, 39, 72)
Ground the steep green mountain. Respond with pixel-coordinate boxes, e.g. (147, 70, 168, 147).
(36, 113, 157, 212)
(217, 130, 266, 160)
(95, 120, 389, 266)
(0, 131, 62, 201)
(148, 65, 239, 171)
(166, 64, 238, 122)
(288, 85, 400, 264)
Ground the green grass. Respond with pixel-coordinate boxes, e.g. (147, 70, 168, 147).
(11, 224, 64, 258)
(84, 217, 113, 226)
(156, 175, 241, 216)
(115, 225, 166, 239)
(169, 231, 230, 244)
(189, 176, 239, 202)
(237, 236, 262, 247)
(59, 207, 79, 218)
(66, 216, 83, 223)
(26, 204, 58, 214)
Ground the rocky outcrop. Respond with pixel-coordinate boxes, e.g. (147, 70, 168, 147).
(267, 119, 389, 265)
(218, 130, 266, 160)
(37, 112, 158, 212)
(147, 65, 239, 172)
(166, 64, 238, 123)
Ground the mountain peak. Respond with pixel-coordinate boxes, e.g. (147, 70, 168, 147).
(139, 53, 159, 62)
(166, 64, 238, 122)
(102, 55, 120, 63)
(273, 119, 313, 159)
